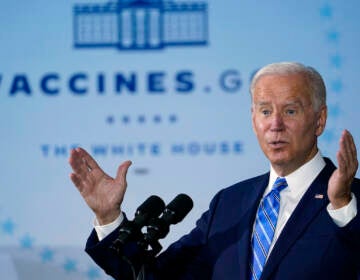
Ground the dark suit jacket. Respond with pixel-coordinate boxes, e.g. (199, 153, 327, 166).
(86, 158, 360, 279)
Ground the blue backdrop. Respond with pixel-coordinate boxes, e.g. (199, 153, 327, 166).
(1, 0, 360, 279)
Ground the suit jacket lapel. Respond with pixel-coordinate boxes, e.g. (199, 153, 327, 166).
(260, 159, 336, 280)
(237, 173, 270, 280)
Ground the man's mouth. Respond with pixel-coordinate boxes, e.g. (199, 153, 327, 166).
(269, 141, 288, 148)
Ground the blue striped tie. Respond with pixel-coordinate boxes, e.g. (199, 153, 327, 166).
(249, 177, 288, 280)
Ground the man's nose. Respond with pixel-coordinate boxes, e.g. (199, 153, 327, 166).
(270, 112, 285, 131)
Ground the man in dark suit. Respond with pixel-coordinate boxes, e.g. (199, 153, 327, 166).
(69, 62, 360, 279)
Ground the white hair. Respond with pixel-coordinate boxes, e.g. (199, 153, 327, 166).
(250, 62, 326, 111)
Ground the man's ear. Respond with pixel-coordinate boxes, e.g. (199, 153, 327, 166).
(315, 105, 327, 136)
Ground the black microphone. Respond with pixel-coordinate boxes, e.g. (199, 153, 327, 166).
(111, 195, 165, 251)
(138, 194, 193, 254)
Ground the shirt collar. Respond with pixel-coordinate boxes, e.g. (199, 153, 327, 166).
(267, 151, 326, 197)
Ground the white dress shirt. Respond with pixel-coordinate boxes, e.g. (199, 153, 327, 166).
(263, 151, 357, 255)
(95, 152, 357, 243)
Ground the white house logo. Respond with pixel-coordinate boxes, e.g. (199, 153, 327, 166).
(73, 0, 208, 51)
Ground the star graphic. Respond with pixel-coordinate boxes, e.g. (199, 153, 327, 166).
(1, 218, 15, 235)
(122, 115, 130, 124)
(64, 259, 77, 273)
(106, 115, 115, 125)
(320, 4, 332, 18)
(138, 115, 146, 124)
(331, 79, 343, 93)
(169, 114, 178, 124)
(40, 247, 55, 263)
(327, 30, 339, 43)
(20, 234, 35, 249)
(328, 104, 341, 118)
(153, 115, 162, 123)
(87, 266, 101, 279)
(330, 54, 342, 69)
(321, 130, 335, 143)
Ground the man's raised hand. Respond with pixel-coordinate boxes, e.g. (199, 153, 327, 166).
(328, 130, 358, 209)
(69, 147, 132, 225)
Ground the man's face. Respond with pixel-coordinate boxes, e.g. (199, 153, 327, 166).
(251, 73, 327, 176)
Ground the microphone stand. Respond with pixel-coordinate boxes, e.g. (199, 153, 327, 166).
(109, 223, 164, 280)
(109, 194, 193, 279)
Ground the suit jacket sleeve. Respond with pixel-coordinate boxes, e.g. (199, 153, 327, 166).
(334, 178, 360, 269)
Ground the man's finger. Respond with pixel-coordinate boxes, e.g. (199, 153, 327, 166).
(343, 131, 358, 173)
(345, 130, 358, 164)
(336, 130, 359, 183)
(342, 131, 353, 160)
(69, 149, 91, 178)
(70, 173, 84, 192)
(336, 149, 346, 173)
(115, 160, 132, 185)
(77, 147, 102, 172)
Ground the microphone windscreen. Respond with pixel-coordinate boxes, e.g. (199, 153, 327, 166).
(136, 195, 165, 219)
(166, 193, 193, 224)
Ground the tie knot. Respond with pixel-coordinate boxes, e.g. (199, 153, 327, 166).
(273, 177, 288, 193)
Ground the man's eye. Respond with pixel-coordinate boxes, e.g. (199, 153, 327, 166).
(286, 109, 296, 115)
(261, 110, 271, 116)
